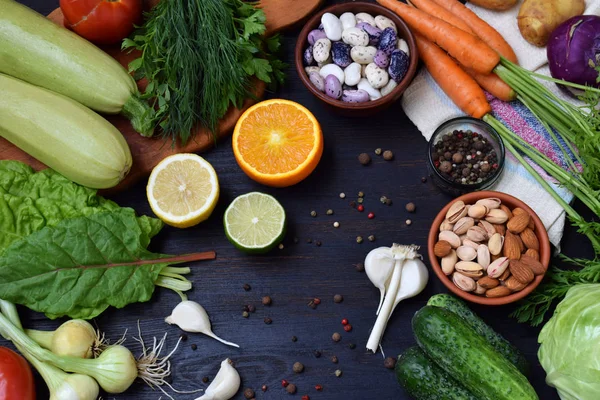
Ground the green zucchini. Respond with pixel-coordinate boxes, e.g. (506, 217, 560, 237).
(413, 306, 538, 400)
(0, 73, 131, 189)
(0, 0, 152, 136)
(427, 294, 529, 374)
(396, 346, 478, 400)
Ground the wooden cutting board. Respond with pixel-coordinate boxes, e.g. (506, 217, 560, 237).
(0, 0, 323, 192)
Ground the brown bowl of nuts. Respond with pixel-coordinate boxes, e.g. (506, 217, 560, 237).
(428, 191, 551, 305)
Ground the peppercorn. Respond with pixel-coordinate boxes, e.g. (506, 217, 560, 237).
(348, 343, 356, 349)
(333, 294, 343, 303)
(339, 192, 346, 199)
(293, 362, 304, 373)
(383, 150, 394, 161)
(367, 212, 375, 219)
(244, 388, 255, 399)
(421, 176, 427, 183)
(356, 236, 363, 244)
(310, 210, 317, 217)
(440, 161, 452, 173)
(315, 384, 323, 391)
(344, 324, 352, 332)
(314, 350, 322, 358)
(262, 296, 272, 306)
(355, 262, 365, 272)
(248, 304, 256, 313)
(349, 201, 356, 208)
(335, 369, 342, 377)
(380, 195, 387, 204)
(307, 238, 313, 244)
(291, 336, 297, 342)
(315, 241, 322, 247)
(357, 197, 363, 204)
(180, 333, 188, 342)
(358, 191, 364, 198)
(405, 202, 416, 213)
(331, 355, 338, 363)
(302, 396, 310, 400)
(202, 376, 209, 383)
(243, 283, 251, 291)
(286, 383, 297, 394)
(333, 221, 340, 228)
(358, 153, 371, 165)
(332, 332, 341, 342)
(242, 311, 249, 318)
(406, 219, 412, 226)
(191, 344, 197, 351)
(243, 305, 250, 312)
(313, 298, 321, 305)
(281, 379, 289, 387)
(262, 385, 268, 392)
(326, 209, 334, 215)
(385, 198, 393, 206)
(357, 204, 364, 212)
(375, 148, 382, 155)
(341, 318, 349, 325)
(384, 357, 397, 369)
(264, 317, 272, 325)
(278, 243, 284, 250)
(368, 234, 375, 242)
(452, 152, 463, 163)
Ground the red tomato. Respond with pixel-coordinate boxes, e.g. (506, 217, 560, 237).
(0, 347, 35, 400)
(60, 0, 143, 45)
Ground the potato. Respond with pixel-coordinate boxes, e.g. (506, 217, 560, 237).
(468, 0, 518, 11)
(518, 0, 586, 46)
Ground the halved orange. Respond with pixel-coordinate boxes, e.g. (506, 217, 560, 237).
(232, 99, 323, 187)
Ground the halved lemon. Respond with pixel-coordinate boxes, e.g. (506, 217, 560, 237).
(147, 153, 219, 228)
(232, 99, 323, 187)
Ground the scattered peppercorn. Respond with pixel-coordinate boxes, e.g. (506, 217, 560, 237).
(310, 210, 317, 217)
(335, 369, 343, 377)
(349, 201, 356, 208)
(281, 379, 289, 388)
(333, 294, 343, 303)
(383, 150, 394, 161)
(384, 357, 397, 369)
(180, 333, 188, 342)
(293, 362, 304, 373)
(368, 234, 375, 242)
(405, 202, 416, 213)
(302, 396, 310, 400)
(355, 262, 365, 272)
(248, 304, 256, 313)
(385, 198, 393, 206)
(264, 317, 272, 325)
(315, 384, 323, 391)
(333, 221, 340, 228)
(286, 383, 297, 394)
(358, 191, 364, 198)
(313, 298, 321, 305)
(356, 236, 363, 244)
(341, 318, 349, 325)
(191, 344, 197, 351)
(349, 343, 356, 349)
(278, 243, 284, 250)
(316, 241, 322, 247)
(326, 209, 334, 215)
(202, 376, 209, 383)
(332, 332, 341, 342)
(307, 238, 313, 244)
(262, 385, 268, 392)
(375, 148, 382, 155)
(262, 296, 272, 306)
(244, 388, 255, 399)
(291, 336, 298, 342)
(357, 197, 364, 204)
(242, 311, 249, 318)
(339, 192, 346, 199)
(367, 212, 375, 219)
(243, 305, 249, 312)
(314, 350, 322, 358)
(421, 176, 427, 183)
(358, 153, 371, 165)
(406, 219, 412, 226)
(344, 324, 353, 332)
(243, 283, 251, 291)
(331, 355, 338, 363)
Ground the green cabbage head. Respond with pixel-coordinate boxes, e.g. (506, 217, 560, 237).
(538, 284, 600, 400)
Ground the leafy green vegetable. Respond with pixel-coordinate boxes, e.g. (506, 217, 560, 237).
(124, 0, 286, 144)
(538, 284, 600, 400)
(0, 210, 213, 320)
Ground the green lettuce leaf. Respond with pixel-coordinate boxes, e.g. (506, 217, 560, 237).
(0, 210, 185, 320)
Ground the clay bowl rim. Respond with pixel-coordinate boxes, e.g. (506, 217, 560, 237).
(427, 190, 551, 306)
(294, 2, 419, 110)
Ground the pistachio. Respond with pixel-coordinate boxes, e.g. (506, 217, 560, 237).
(477, 244, 491, 268)
(467, 204, 488, 219)
(452, 272, 477, 292)
(456, 245, 477, 261)
(438, 231, 461, 249)
(460, 269, 484, 279)
(476, 197, 501, 210)
(441, 250, 457, 275)
(487, 257, 510, 278)
(439, 219, 454, 232)
(462, 239, 480, 250)
(455, 261, 483, 279)
(466, 226, 488, 242)
(488, 233, 504, 256)
(475, 283, 487, 295)
(485, 209, 509, 224)
(478, 220, 496, 238)
(453, 217, 475, 235)
(446, 201, 467, 224)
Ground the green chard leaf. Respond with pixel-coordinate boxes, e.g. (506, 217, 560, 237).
(0, 210, 193, 320)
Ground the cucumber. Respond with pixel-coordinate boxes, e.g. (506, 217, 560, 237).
(0, 0, 152, 136)
(427, 294, 529, 374)
(413, 306, 538, 400)
(0, 73, 131, 189)
(396, 346, 478, 400)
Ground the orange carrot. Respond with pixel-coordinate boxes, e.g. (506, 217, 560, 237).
(466, 69, 516, 102)
(408, 0, 474, 34)
(414, 33, 491, 118)
(429, 0, 518, 63)
(376, 0, 499, 74)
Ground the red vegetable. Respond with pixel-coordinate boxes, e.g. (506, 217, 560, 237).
(0, 347, 36, 400)
(60, 0, 142, 45)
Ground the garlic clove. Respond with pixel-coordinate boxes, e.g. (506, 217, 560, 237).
(365, 247, 396, 315)
(196, 359, 240, 400)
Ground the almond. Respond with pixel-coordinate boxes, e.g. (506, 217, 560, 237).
(512, 207, 526, 216)
(525, 248, 540, 261)
(500, 204, 513, 220)
(509, 259, 535, 284)
(507, 213, 530, 234)
(516, 234, 526, 253)
(499, 269, 511, 281)
(528, 217, 535, 231)
(506, 276, 527, 291)
(493, 223, 506, 236)
(504, 231, 522, 260)
(520, 228, 539, 251)
(477, 276, 499, 289)
(486, 286, 512, 298)
(521, 254, 546, 275)
(434, 240, 452, 258)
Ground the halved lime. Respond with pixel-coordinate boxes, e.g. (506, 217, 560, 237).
(224, 192, 286, 254)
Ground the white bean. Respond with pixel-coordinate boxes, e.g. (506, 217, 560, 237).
(375, 15, 397, 32)
(350, 45, 377, 64)
(339, 12, 356, 30)
(313, 38, 331, 63)
(397, 38, 410, 55)
(321, 13, 343, 41)
(358, 78, 382, 100)
(355, 12, 376, 27)
(344, 62, 362, 86)
(380, 78, 398, 97)
(319, 63, 345, 85)
(365, 63, 389, 89)
(342, 27, 369, 47)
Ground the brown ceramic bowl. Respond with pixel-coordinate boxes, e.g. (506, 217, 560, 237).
(295, 2, 418, 116)
(428, 191, 551, 306)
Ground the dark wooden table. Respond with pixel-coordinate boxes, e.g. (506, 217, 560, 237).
(5, 1, 595, 399)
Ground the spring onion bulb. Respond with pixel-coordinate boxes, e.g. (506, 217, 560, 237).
(195, 358, 240, 400)
(26, 319, 97, 359)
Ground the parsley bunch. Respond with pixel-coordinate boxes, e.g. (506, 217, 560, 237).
(123, 0, 285, 144)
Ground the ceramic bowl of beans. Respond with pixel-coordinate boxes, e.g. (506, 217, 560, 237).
(295, 2, 418, 115)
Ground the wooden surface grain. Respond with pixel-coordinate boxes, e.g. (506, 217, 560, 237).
(4, 1, 595, 399)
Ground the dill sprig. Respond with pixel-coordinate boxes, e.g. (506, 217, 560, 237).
(123, 0, 285, 144)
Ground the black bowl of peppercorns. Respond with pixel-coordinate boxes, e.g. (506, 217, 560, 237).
(427, 117, 505, 196)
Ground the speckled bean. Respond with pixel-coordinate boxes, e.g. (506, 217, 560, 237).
(342, 27, 369, 47)
(304, 46, 315, 66)
(325, 75, 342, 99)
(380, 79, 398, 97)
(305, 66, 320, 75)
(309, 71, 325, 92)
(342, 89, 370, 103)
(331, 41, 352, 68)
(374, 49, 389, 68)
(321, 13, 343, 41)
(365, 63, 389, 89)
(343, 62, 361, 86)
(388, 49, 410, 82)
(356, 22, 382, 46)
(375, 15, 397, 32)
(308, 29, 327, 45)
(319, 63, 345, 85)
(378, 27, 397, 55)
(313, 38, 331, 63)
(397, 38, 410, 55)
(355, 12, 376, 27)
(339, 12, 356, 30)
(350, 45, 377, 64)
(358, 78, 381, 100)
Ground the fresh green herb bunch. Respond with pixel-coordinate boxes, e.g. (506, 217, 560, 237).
(123, 0, 285, 144)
